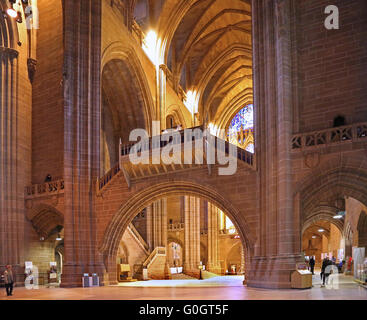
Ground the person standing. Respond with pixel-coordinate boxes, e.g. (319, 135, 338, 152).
(309, 256, 315, 275)
(3, 265, 15, 296)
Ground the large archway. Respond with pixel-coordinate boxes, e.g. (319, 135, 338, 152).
(101, 52, 153, 173)
(298, 166, 367, 278)
(99, 181, 255, 285)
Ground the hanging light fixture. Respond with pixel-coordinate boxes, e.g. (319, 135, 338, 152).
(318, 228, 325, 233)
(333, 211, 345, 219)
(6, 0, 21, 21)
(56, 233, 62, 241)
(6, 7, 17, 18)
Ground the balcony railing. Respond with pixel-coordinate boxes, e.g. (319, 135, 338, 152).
(25, 179, 65, 199)
(97, 163, 120, 191)
(168, 223, 184, 231)
(119, 126, 255, 167)
(143, 246, 166, 269)
(292, 122, 367, 150)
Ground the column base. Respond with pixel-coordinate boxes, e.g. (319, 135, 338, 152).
(246, 254, 303, 289)
(184, 262, 201, 279)
(206, 265, 221, 275)
(60, 263, 106, 288)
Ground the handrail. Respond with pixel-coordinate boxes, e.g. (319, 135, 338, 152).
(292, 122, 367, 150)
(119, 126, 255, 167)
(128, 223, 149, 253)
(97, 163, 120, 191)
(25, 179, 64, 199)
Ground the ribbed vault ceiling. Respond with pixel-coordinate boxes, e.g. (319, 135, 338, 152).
(163, 0, 253, 126)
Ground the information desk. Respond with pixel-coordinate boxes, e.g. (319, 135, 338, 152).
(291, 270, 312, 289)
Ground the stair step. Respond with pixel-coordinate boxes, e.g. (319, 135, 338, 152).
(201, 271, 220, 279)
(171, 273, 197, 280)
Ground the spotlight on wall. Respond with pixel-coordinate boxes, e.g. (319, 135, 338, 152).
(6, 7, 17, 18)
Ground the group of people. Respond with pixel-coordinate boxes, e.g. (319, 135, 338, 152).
(307, 255, 349, 287)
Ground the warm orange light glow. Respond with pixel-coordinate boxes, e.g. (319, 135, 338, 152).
(184, 90, 199, 115)
(142, 30, 161, 66)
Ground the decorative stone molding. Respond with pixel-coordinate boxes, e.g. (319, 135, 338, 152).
(0, 46, 19, 61)
(304, 152, 320, 169)
(24, 179, 65, 200)
(292, 122, 367, 150)
(27, 58, 37, 83)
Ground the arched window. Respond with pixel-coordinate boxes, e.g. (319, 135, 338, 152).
(227, 104, 254, 153)
(166, 115, 175, 129)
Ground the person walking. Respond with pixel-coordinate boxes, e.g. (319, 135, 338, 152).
(309, 256, 315, 275)
(3, 265, 15, 296)
(321, 256, 332, 287)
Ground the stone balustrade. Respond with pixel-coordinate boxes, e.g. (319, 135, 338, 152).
(25, 179, 65, 199)
(168, 223, 184, 231)
(97, 163, 120, 191)
(143, 246, 166, 269)
(119, 126, 255, 167)
(292, 122, 367, 150)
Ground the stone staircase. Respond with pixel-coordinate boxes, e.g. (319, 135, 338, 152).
(142, 246, 168, 280)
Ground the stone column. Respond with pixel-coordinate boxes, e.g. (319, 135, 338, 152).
(184, 196, 200, 277)
(159, 65, 167, 129)
(0, 47, 26, 284)
(61, 0, 104, 287)
(207, 202, 220, 274)
(247, 0, 302, 288)
(147, 199, 167, 250)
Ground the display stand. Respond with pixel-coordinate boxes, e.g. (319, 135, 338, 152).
(291, 263, 312, 289)
(118, 264, 137, 282)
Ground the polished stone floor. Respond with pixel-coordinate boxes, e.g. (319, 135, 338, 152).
(1, 274, 366, 300)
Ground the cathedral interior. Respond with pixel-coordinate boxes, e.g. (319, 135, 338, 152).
(0, 0, 367, 299)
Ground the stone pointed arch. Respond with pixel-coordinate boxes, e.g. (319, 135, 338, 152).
(99, 181, 256, 276)
(26, 204, 64, 239)
(296, 167, 367, 220)
(101, 41, 154, 135)
(302, 208, 344, 235)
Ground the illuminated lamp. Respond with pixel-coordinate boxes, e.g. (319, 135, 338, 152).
(333, 211, 345, 219)
(6, 7, 17, 18)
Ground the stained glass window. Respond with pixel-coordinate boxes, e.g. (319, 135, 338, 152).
(227, 104, 254, 153)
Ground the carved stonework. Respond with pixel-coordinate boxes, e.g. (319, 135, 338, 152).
(304, 152, 320, 169)
(27, 58, 37, 83)
(0, 47, 19, 61)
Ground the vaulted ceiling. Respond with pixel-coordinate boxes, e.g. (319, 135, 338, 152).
(163, 0, 253, 127)
(102, 59, 147, 143)
(120, 0, 253, 129)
